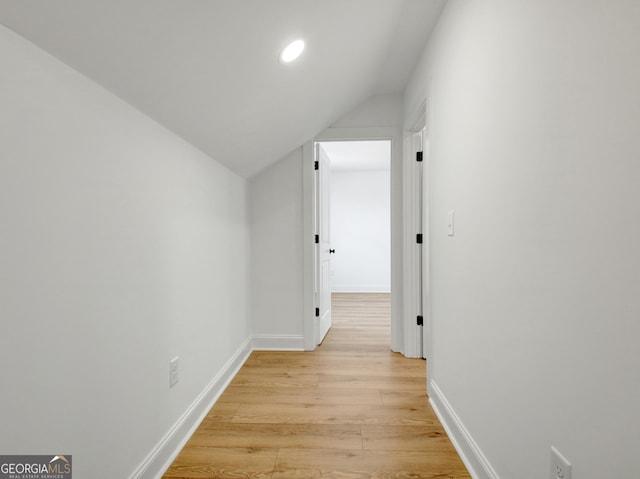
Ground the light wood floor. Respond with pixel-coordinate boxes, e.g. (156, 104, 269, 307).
(163, 293, 470, 479)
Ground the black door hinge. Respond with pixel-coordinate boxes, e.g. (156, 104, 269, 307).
(315, 234, 319, 244)
(416, 233, 423, 244)
(416, 151, 423, 162)
(314, 161, 319, 170)
(315, 307, 320, 317)
(417, 315, 424, 326)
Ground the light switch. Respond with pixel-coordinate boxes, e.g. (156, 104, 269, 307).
(447, 211, 455, 236)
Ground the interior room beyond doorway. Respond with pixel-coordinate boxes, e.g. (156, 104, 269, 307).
(319, 140, 392, 345)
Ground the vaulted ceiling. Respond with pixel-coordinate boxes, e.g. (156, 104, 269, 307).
(0, 0, 444, 177)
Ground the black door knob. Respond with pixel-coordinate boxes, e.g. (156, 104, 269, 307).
(329, 249, 335, 254)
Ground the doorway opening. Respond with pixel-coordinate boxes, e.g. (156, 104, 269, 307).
(315, 140, 392, 347)
(302, 127, 405, 355)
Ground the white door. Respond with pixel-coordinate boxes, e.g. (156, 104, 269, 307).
(412, 129, 426, 358)
(315, 144, 332, 345)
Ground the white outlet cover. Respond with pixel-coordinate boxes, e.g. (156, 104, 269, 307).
(447, 211, 455, 236)
(550, 446, 572, 479)
(169, 356, 179, 388)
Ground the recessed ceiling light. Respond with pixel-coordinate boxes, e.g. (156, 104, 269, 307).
(279, 39, 305, 64)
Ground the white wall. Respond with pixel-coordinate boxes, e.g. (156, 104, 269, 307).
(330, 169, 391, 292)
(0, 26, 250, 478)
(249, 148, 305, 348)
(410, 0, 640, 477)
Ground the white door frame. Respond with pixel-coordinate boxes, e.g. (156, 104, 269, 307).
(302, 127, 404, 352)
(403, 100, 429, 359)
(403, 127, 425, 358)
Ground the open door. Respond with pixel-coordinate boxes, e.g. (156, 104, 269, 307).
(315, 144, 332, 345)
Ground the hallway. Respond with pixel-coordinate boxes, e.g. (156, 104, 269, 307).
(164, 293, 470, 478)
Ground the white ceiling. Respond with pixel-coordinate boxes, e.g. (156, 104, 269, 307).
(321, 141, 391, 171)
(0, 0, 444, 177)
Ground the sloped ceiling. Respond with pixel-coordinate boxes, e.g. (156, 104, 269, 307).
(0, 0, 444, 177)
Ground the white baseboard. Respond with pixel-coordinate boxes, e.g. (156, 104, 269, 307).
(251, 334, 305, 350)
(130, 338, 252, 479)
(428, 380, 499, 479)
(331, 286, 391, 293)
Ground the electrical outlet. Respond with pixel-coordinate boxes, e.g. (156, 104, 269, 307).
(550, 446, 572, 479)
(447, 211, 455, 236)
(169, 356, 179, 388)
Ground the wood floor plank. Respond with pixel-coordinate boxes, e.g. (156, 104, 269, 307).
(219, 385, 384, 406)
(162, 293, 470, 479)
(272, 448, 470, 479)
(229, 370, 320, 388)
(380, 390, 435, 406)
(231, 402, 439, 426)
(186, 423, 363, 450)
(361, 424, 451, 451)
(163, 446, 277, 478)
(199, 402, 241, 421)
(316, 373, 427, 392)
